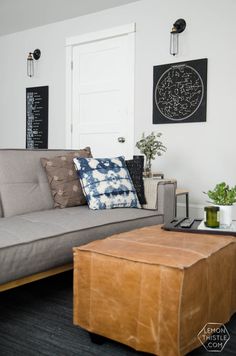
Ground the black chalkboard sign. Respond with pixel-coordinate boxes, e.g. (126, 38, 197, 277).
(26, 86, 48, 148)
(153, 58, 207, 124)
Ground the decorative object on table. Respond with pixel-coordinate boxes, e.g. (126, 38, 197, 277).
(73, 156, 141, 210)
(26, 86, 48, 149)
(164, 218, 236, 236)
(204, 206, 220, 228)
(170, 18, 186, 56)
(27, 49, 41, 77)
(125, 155, 146, 205)
(198, 219, 236, 234)
(153, 58, 207, 124)
(204, 182, 236, 227)
(136, 132, 166, 178)
(41, 147, 92, 208)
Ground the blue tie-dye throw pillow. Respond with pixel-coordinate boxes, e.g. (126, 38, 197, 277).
(73, 156, 141, 210)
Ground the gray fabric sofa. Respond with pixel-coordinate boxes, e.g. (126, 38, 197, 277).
(0, 149, 176, 290)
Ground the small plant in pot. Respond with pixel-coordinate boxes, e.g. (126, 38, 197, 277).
(136, 132, 167, 177)
(204, 182, 236, 227)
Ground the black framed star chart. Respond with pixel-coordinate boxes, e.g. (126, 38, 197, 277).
(153, 58, 207, 124)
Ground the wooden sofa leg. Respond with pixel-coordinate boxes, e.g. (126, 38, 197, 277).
(89, 332, 106, 345)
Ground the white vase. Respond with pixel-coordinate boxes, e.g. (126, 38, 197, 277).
(218, 205, 232, 228)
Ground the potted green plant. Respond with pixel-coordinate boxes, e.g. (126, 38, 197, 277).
(204, 182, 236, 227)
(136, 132, 167, 177)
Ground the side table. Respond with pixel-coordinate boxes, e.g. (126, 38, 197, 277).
(152, 172, 164, 179)
(143, 172, 164, 179)
(175, 188, 189, 218)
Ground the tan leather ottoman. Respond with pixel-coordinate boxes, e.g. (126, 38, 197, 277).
(73, 225, 236, 356)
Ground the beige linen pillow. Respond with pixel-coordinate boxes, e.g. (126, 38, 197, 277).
(41, 148, 92, 208)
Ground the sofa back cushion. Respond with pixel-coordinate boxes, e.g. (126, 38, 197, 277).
(73, 156, 141, 210)
(125, 156, 146, 205)
(0, 149, 84, 217)
(41, 148, 92, 208)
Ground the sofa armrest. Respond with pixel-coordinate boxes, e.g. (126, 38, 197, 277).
(142, 179, 177, 223)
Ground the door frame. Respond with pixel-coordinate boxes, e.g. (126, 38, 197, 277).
(65, 23, 136, 149)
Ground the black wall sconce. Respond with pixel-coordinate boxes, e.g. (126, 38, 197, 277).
(170, 19, 186, 56)
(27, 49, 41, 77)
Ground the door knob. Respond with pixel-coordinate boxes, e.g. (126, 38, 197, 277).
(118, 137, 125, 143)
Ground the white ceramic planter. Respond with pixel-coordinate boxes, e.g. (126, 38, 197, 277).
(218, 205, 233, 227)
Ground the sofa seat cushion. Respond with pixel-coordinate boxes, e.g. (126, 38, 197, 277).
(0, 206, 162, 285)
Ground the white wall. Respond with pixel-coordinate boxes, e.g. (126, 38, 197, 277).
(0, 0, 140, 35)
(0, 0, 235, 217)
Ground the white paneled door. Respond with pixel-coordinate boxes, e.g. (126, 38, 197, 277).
(68, 26, 135, 159)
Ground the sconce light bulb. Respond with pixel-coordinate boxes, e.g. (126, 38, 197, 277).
(27, 53, 34, 77)
(169, 19, 186, 56)
(27, 49, 41, 78)
(170, 32, 179, 56)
